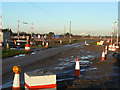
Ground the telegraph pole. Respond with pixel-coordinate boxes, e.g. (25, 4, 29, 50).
(31, 23, 33, 40)
(18, 20, 20, 40)
(64, 25, 66, 38)
(69, 21, 72, 43)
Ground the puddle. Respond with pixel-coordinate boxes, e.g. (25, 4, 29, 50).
(1, 81, 24, 89)
(70, 59, 90, 64)
(88, 67, 97, 70)
(80, 69, 86, 72)
(14, 55, 19, 57)
(14, 54, 25, 57)
(74, 45, 81, 47)
(87, 51, 90, 53)
(81, 56, 89, 59)
(19, 54, 25, 57)
(32, 68, 43, 72)
(60, 70, 73, 74)
(81, 55, 94, 60)
(70, 56, 74, 58)
(10, 48, 16, 50)
(80, 65, 89, 67)
(80, 50, 84, 52)
(58, 59, 63, 61)
(57, 78, 74, 82)
(1, 81, 12, 88)
(54, 67, 64, 70)
(31, 52, 36, 55)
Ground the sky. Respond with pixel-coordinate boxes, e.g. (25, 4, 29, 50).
(2, 2, 118, 36)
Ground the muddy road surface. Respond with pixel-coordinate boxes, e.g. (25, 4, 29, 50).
(2, 40, 120, 89)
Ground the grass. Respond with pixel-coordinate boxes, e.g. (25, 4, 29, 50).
(2, 49, 32, 58)
(62, 39, 90, 45)
(89, 40, 97, 45)
(31, 45, 46, 49)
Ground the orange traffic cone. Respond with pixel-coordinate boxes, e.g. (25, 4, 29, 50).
(101, 50, 105, 61)
(75, 57, 80, 77)
(46, 41, 48, 48)
(105, 45, 107, 60)
(12, 65, 21, 90)
(0, 41, 2, 47)
(85, 40, 86, 45)
(42, 41, 44, 46)
(60, 40, 62, 44)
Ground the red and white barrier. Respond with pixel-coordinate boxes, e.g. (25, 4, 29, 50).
(24, 71, 56, 89)
(116, 45, 119, 50)
(75, 57, 80, 76)
(111, 44, 116, 51)
(101, 50, 105, 61)
(108, 43, 112, 51)
(25, 44, 30, 51)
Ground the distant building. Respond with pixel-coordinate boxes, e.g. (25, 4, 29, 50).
(2, 29, 11, 46)
(55, 35, 61, 38)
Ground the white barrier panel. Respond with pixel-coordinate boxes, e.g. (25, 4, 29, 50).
(24, 71, 56, 89)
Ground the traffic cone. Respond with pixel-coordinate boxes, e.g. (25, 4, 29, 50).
(46, 41, 48, 48)
(101, 50, 105, 61)
(60, 40, 62, 44)
(17, 42, 20, 46)
(42, 41, 44, 46)
(0, 41, 2, 47)
(75, 57, 80, 77)
(12, 65, 21, 90)
(85, 40, 86, 45)
(108, 43, 112, 51)
(14, 40, 16, 46)
(105, 45, 108, 60)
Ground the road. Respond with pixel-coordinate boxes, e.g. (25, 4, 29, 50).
(2, 42, 85, 75)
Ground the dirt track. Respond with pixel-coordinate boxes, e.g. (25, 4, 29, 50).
(2, 40, 120, 89)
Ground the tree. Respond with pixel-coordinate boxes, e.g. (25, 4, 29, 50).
(49, 32, 55, 39)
